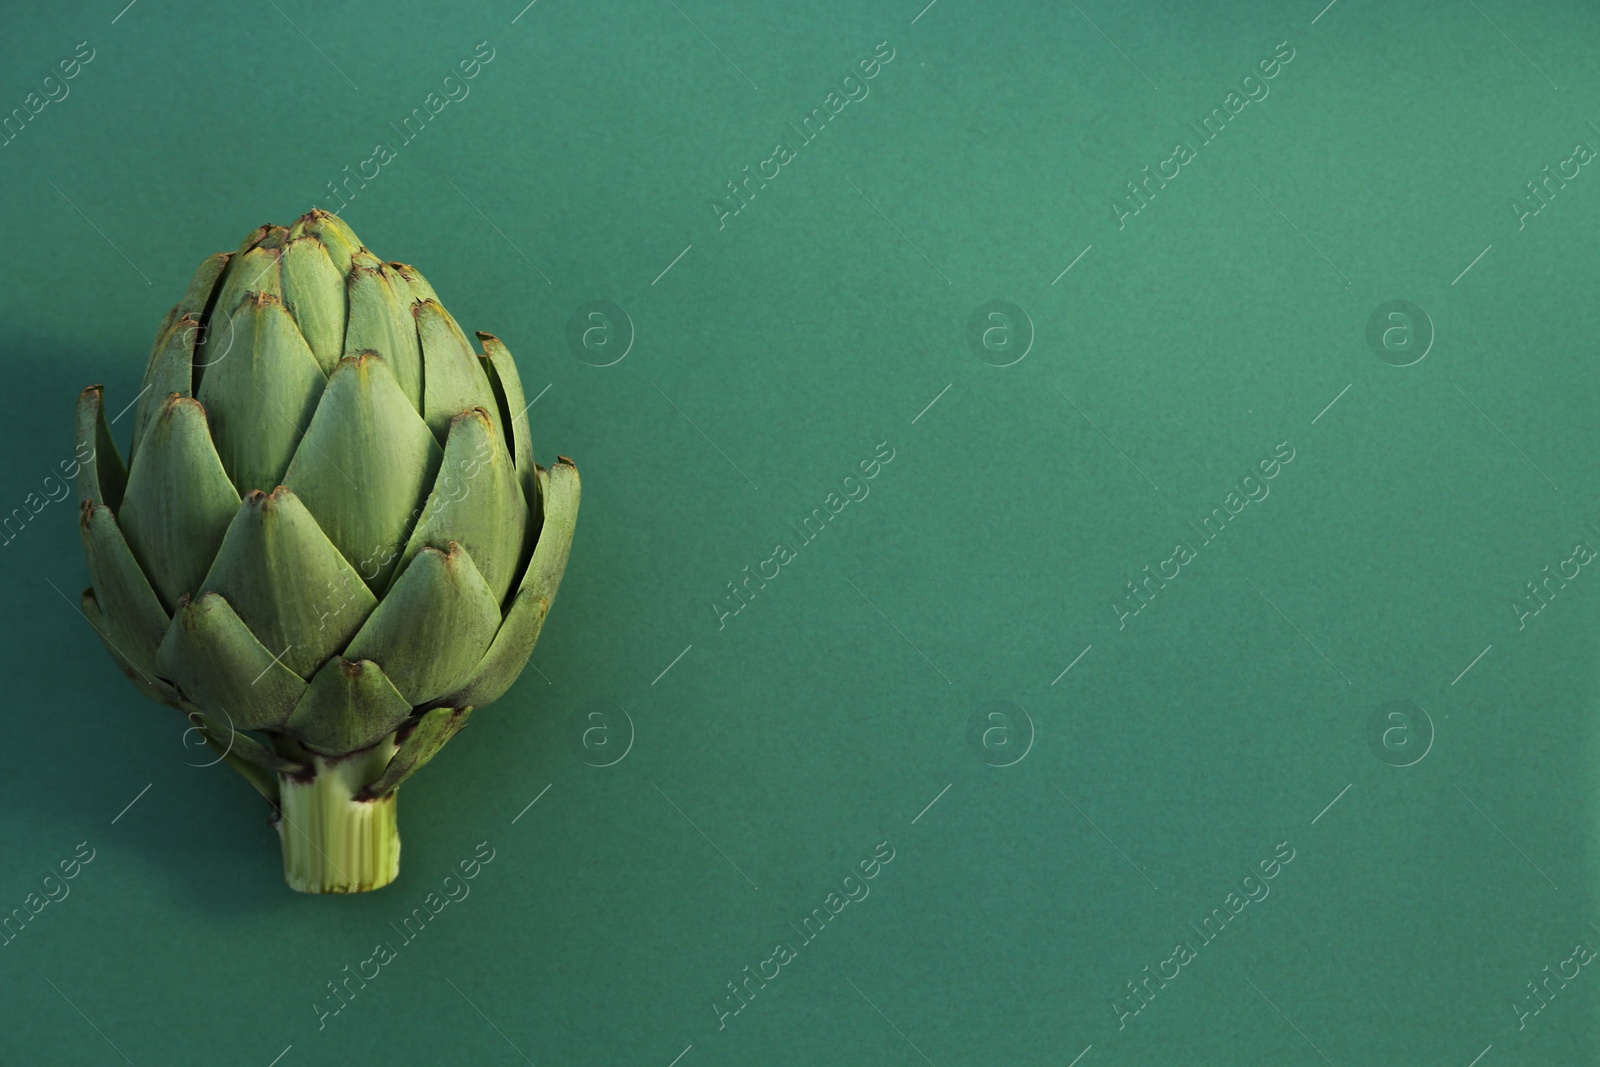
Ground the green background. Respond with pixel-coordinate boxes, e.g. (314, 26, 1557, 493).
(3, 0, 1599, 1063)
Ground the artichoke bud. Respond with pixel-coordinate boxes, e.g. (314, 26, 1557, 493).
(74, 211, 580, 893)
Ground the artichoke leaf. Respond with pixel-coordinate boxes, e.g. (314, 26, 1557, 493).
(344, 266, 422, 408)
(390, 262, 438, 304)
(390, 408, 526, 604)
(345, 541, 500, 705)
(282, 352, 441, 592)
(176, 250, 231, 314)
(82, 587, 183, 709)
(377, 261, 424, 397)
(280, 236, 346, 375)
(195, 292, 325, 495)
(73, 386, 127, 512)
(198, 486, 377, 678)
(80, 503, 169, 682)
(156, 592, 307, 730)
(130, 315, 200, 462)
(416, 299, 501, 443)
(287, 210, 359, 275)
(141, 247, 228, 441)
(118, 396, 241, 609)
(477, 332, 540, 518)
(520, 459, 579, 614)
(184, 707, 306, 779)
(231, 223, 285, 256)
(284, 657, 412, 755)
(439, 587, 550, 710)
(360, 706, 472, 799)
(441, 458, 579, 709)
(152, 250, 230, 344)
(201, 244, 284, 375)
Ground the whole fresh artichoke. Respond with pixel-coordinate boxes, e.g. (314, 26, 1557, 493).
(74, 211, 579, 893)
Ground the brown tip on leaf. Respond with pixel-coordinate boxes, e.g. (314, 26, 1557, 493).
(78, 499, 97, 526)
(555, 455, 576, 469)
(244, 488, 268, 506)
(475, 330, 498, 344)
(419, 541, 469, 569)
(237, 224, 279, 253)
(339, 658, 364, 680)
(81, 384, 104, 400)
(450, 407, 494, 430)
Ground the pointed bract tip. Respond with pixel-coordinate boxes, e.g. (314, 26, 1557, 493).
(236, 223, 283, 254)
(416, 540, 468, 567)
(340, 349, 387, 373)
(450, 406, 494, 430)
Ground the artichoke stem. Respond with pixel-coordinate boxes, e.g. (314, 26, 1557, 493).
(275, 739, 399, 893)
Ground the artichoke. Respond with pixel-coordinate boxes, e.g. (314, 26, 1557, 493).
(73, 211, 579, 893)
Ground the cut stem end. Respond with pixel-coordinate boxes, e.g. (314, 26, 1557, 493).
(275, 742, 399, 893)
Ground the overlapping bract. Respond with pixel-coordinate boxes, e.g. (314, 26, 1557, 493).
(76, 212, 578, 793)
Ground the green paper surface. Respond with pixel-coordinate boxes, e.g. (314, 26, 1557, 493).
(3, 1, 1599, 1063)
